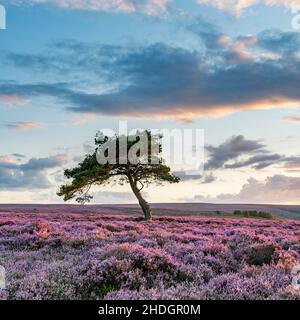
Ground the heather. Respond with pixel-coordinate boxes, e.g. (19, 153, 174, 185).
(0, 212, 299, 300)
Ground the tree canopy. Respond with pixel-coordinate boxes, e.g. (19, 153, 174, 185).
(58, 130, 180, 220)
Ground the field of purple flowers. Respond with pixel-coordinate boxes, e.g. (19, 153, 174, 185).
(0, 212, 300, 300)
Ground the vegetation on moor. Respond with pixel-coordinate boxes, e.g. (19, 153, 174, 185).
(0, 212, 299, 300)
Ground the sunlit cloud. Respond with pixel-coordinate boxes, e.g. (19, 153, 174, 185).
(194, 175, 300, 204)
(13, 0, 170, 15)
(0, 155, 18, 164)
(9, 0, 300, 16)
(66, 113, 96, 125)
(284, 115, 300, 123)
(2, 26, 300, 122)
(0, 94, 29, 108)
(3, 121, 47, 131)
(197, 0, 300, 16)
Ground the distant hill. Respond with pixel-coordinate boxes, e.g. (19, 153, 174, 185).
(150, 203, 300, 220)
(116, 203, 300, 220)
(0, 203, 300, 220)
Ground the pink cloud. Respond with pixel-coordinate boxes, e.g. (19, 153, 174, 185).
(18, 0, 170, 15)
(197, 0, 299, 16)
(0, 94, 29, 108)
(4, 121, 46, 132)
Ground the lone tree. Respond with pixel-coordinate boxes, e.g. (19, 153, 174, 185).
(58, 130, 180, 220)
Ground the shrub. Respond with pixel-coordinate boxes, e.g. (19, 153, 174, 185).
(1, 211, 299, 300)
(256, 211, 273, 219)
(233, 210, 242, 215)
(245, 243, 277, 266)
(233, 210, 273, 219)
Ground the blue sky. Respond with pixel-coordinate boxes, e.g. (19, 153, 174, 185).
(1, 0, 300, 204)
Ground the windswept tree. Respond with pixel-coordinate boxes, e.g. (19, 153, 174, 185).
(58, 130, 180, 220)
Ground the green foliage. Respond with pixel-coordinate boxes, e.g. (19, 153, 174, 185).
(245, 244, 277, 266)
(57, 131, 180, 219)
(233, 210, 242, 215)
(233, 210, 273, 220)
(255, 211, 274, 219)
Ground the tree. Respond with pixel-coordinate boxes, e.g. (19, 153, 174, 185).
(57, 130, 180, 220)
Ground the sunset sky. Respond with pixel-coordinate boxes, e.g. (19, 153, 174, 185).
(1, 0, 300, 204)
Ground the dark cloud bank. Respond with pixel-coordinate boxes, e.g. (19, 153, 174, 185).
(0, 155, 66, 190)
(1, 26, 300, 120)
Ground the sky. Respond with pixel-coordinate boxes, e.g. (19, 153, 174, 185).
(1, 0, 300, 204)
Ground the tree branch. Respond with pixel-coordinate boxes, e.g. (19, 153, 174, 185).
(137, 180, 144, 192)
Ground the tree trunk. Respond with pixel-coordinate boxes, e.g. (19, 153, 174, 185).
(137, 193, 152, 221)
(128, 178, 152, 221)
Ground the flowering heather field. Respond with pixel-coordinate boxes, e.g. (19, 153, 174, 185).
(0, 212, 300, 300)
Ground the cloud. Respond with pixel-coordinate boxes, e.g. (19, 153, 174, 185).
(205, 135, 300, 170)
(188, 18, 258, 63)
(206, 135, 267, 170)
(11, 153, 26, 159)
(0, 154, 67, 190)
(12, 0, 170, 15)
(282, 156, 300, 170)
(196, 0, 299, 16)
(225, 153, 283, 169)
(67, 113, 96, 125)
(2, 121, 46, 131)
(195, 175, 300, 204)
(257, 29, 300, 56)
(20, 155, 67, 171)
(83, 142, 95, 154)
(202, 173, 217, 184)
(173, 171, 216, 183)
(0, 156, 17, 165)
(3, 27, 300, 121)
(0, 94, 29, 108)
(285, 115, 300, 123)
(91, 191, 137, 203)
(9, 0, 299, 16)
